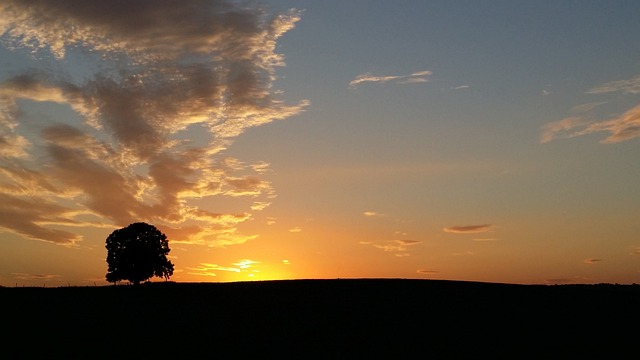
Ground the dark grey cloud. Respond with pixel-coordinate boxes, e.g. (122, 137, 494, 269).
(0, 0, 307, 246)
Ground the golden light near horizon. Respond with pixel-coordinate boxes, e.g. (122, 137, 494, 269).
(1, 1, 640, 287)
(179, 258, 294, 282)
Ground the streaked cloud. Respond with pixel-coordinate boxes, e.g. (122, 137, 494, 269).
(11, 272, 60, 282)
(234, 259, 260, 269)
(289, 227, 302, 233)
(0, 1, 307, 246)
(364, 239, 421, 256)
(349, 70, 432, 88)
(587, 75, 640, 95)
(541, 104, 640, 144)
(186, 259, 260, 277)
(542, 75, 640, 144)
(583, 258, 603, 264)
(443, 224, 492, 234)
(363, 211, 385, 217)
(400, 77, 428, 84)
(570, 102, 606, 114)
(397, 239, 421, 246)
(251, 202, 271, 211)
(540, 116, 588, 143)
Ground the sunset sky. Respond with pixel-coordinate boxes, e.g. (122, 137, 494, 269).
(1, 0, 639, 286)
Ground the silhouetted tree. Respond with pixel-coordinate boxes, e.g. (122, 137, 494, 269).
(105, 222, 174, 285)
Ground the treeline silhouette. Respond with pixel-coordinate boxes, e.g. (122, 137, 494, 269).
(3, 279, 639, 358)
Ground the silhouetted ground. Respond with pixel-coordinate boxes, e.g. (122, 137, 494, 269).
(3, 279, 639, 358)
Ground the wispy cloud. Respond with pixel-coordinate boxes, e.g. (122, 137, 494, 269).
(417, 269, 439, 275)
(349, 70, 432, 88)
(540, 116, 588, 143)
(541, 75, 640, 144)
(587, 75, 640, 95)
(583, 258, 603, 264)
(443, 224, 492, 234)
(540, 104, 640, 144)
(186, 259, 260, 277)
(11, 272, 60, 282)
(361, 239, 421, 256)
(363, 211, 385, 217)
(570, 102, 606, 114)
(0, 1, 307, 246)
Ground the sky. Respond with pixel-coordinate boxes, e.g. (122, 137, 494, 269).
(1, 0, 639, 286)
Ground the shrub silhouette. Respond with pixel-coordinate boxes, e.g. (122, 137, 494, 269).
(105, 222, 174, 285)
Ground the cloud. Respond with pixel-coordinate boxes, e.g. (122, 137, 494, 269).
(540, 104, 640, 144)
(587, 75, 640, 95)
(349, 70, 432, 88)
(443, 224, 492, 234)
(0, 1, 307, 246)
(349, 74, 401, 88)
(251, 201, 271, 211)
(542, 75, 640, 144)
(363, 211, 384, 217)
(570, 102, 606, 114)
(11, 273, 61, 282)
(186, 259, 260, 277)
(0, 193, 84, 244)
(583, 258, 603, 264)
(540, 117, 587, 144)
(234, 259, 259, 269)
(399, 77, 429, 84)
(365, 239, 421, 256)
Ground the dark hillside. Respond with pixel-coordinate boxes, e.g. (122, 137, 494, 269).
(3, 279, 638, 358)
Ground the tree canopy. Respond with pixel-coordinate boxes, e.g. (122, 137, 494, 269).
(105, 222, 174, 285)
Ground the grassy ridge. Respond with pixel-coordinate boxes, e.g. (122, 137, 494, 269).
(3, 279, 638, 358)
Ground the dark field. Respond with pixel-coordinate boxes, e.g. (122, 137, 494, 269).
(3, 279, 639, 358)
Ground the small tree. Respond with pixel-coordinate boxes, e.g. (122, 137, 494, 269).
(105, 222, 174, 285)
